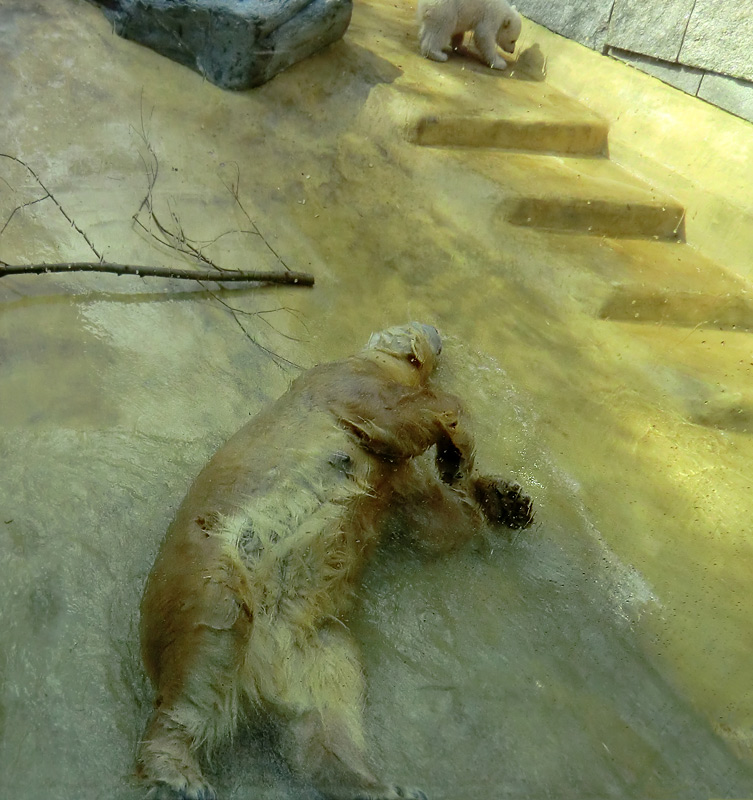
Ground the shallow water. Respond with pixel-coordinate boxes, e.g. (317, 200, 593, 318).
(3, 419, 753, 800)
(2, 1, 753, 799)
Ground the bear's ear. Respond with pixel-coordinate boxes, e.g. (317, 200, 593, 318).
(409, 328, 440, 370)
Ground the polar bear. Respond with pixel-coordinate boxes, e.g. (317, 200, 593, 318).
(418, 0, 522, 69)
(136, 323, 533, 800)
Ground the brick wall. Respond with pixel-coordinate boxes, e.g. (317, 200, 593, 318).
(514, 0, 753, 123)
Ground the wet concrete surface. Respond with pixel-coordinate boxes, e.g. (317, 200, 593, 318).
(2, 1, 753, 798)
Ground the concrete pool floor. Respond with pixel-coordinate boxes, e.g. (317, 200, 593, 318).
(2, 1, 753, 797)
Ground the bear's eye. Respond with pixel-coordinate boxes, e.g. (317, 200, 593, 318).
(408, 355, 421, 367)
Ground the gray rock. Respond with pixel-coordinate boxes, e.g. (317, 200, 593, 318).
(512, 0, 615, 51)
(606, 0, 694, 62)
(681, 0, 753, 83)
(91, 0, 352, 90)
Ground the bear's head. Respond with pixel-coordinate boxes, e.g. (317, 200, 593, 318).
(496, 7, 522, 54)
(363, 322, 442, 385)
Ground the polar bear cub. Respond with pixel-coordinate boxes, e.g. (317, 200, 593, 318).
(418, 0, 522, 69)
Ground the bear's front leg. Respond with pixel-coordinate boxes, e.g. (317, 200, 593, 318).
(421, 394, 533, 534)
(472, 26, 508, 69)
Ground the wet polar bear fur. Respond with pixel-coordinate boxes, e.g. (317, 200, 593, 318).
(136, 323, 533, 800)
(418, 0, 522, 69)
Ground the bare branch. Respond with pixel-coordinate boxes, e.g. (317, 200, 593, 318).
(0, 261, 314, 286)
(218, 162, 290, 271)
(0, 109, 314, 374)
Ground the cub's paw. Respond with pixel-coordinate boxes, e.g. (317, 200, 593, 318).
(490, 56, 508, 70)
(473, 476, 534, 530)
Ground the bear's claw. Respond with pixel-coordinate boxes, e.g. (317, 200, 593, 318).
(473, 476, 534, 530)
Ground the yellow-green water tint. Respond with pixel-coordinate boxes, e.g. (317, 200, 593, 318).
(1, 1, 753, 798)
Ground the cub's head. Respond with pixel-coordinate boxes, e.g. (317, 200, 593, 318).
(364, 322, 442, 384)
(497, 6, 522, 54)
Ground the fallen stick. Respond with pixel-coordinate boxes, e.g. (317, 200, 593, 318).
(0, 261, 314, 286)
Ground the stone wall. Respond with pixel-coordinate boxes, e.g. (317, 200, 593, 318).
(515, 0, 753, 123)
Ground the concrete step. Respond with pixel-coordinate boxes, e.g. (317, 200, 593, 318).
(412, 115, 608, 155)
(453, 151, 686, 239)
(594, 239, 753, 330)
(600, 285, 753, 331)
(362, 76, 683, 239)
(371, 76, 609, 156)
(609, 322, 753, 435)
(589, 239, 753, 433)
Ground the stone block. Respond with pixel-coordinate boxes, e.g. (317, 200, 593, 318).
(698, 72, 753, 124)
(606, 0, 694, 61)
(512, 0, 614, 51)
(91, 0, 352, 90)
(681, 0, 753, 83)
(608, 47, 703, 95)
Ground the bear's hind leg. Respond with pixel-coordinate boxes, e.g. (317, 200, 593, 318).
(138, 705, 217, 800)
(418, 12, 455, 62)
(265, 625, 426, 800)
(138, 627, 244, 800)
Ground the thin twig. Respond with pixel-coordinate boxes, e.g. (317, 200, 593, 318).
(0, 195, 50, 237)
(0, 153, 102, 260)
(0, 261, 314, 285)
(218, 162, 290, 271)
(124, 107, 314, 368)
(133, 96, 158, 216)
(131, 124, 254, 274)
(197, 282, 304, 369)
